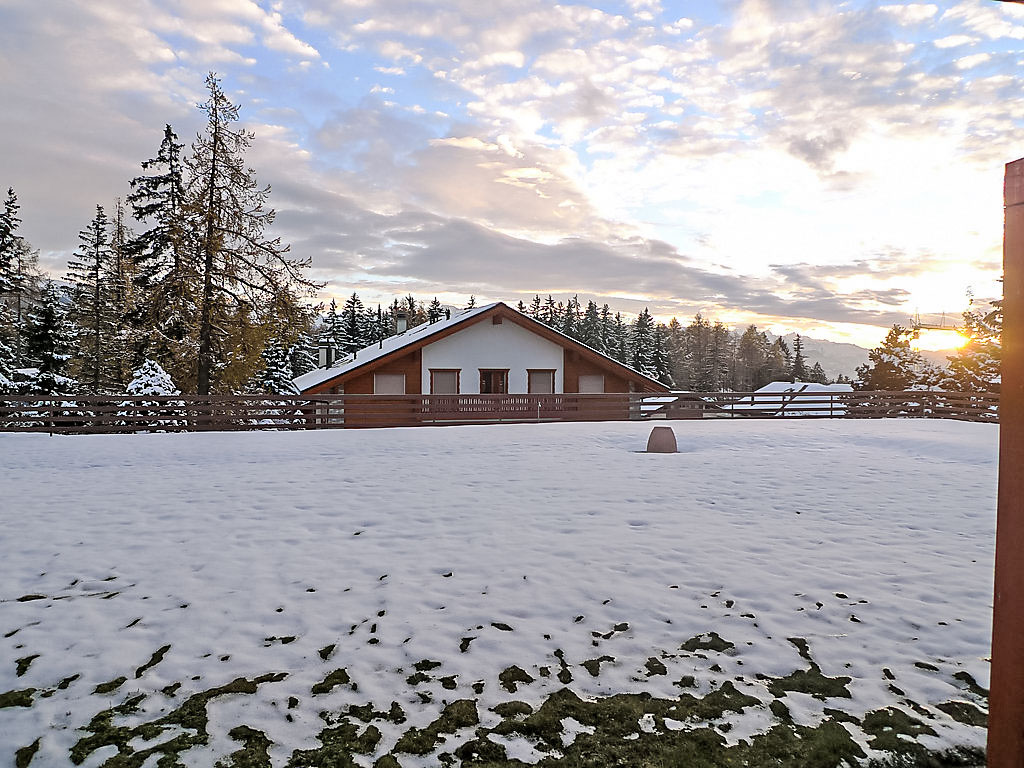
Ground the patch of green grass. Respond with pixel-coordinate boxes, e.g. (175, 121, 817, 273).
(135, 644, 171, 678)
(393, 699, 479, 755)
(768, 666, 852, 700)
(952, 671, 988, 699)
(93, 676, 127, 695)
(499, 665, 534, 693)
(286, 721, 381, 766)
(216, 725, 273, 768)
(493, 701, 533, 719)
(15, 654, 39, 677)
(311, 668, 351, 695)
(935, 701, 987, 727)
(318, 644, 335, 661)
(0, 688, 36, 708)
(71, 674, 287, 766)
(580, 655, 615, 677)
(644, 657, 667, 676)
(861, 707, 937, 757)
(14, 738, 40, 768)
(681, 632, 735, 653)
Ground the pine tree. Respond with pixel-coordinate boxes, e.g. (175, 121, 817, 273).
(23, 282, 77, 396)
(735, 325, 766, 391)
(791, 334, 809, 381)
(288, 330, 319, 379)
(186, 73, 319, 394)
(427, 297, 444, 323)
(613, 312, 628, 363)
(651, 324, 672, 385)
(516, 299, 527, 314)
(561, 295, 581, 339)
(629, 308, 654, 374)
(542, 295, 558, 326)
(579, 300, 601, 350)
(529, 294, 542, 319)
(254, 341, 299, 394)
(599, 304, 614, 355)
(318, 299, 345, 365)
(66, 205, 117, 393)
(943, 301, 1001, 392)
(0, 187, 41, 369)
(127, 125, 196, 378)
(665, 318, 688, 388)
(466, 295, 476, 308)
(0, 187, 22, 296)
(126, 359, 180, 396)
(0, 332, 15, 393)
(808, 361, 829, 384)
(855, 325, 926, 390)
(765, 338, 790, 383)
(342, 293, 367, 353)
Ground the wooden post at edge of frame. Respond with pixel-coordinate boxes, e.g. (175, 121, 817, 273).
(989, 157, 1024, 767)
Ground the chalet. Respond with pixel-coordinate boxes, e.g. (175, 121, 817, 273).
(293, 302, 669, 397)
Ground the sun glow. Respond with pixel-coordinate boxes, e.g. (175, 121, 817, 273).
(912, 329, 969, 351)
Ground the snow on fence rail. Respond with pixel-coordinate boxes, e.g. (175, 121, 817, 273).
(0, 390, 999, 434)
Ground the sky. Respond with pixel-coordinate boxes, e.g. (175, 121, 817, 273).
(0, 0, 1021, 348)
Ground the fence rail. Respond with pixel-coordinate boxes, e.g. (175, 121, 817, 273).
(0, 390, 999, 434)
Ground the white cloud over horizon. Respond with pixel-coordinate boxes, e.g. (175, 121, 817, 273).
(0, 0, 1020, 347)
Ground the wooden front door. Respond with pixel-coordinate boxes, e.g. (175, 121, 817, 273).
(479, 369, 508, 394)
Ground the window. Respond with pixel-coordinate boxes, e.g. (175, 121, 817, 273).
(528, 369, 555, 394)
(479, 369, 508, 394)
(578, 374, 604, 393)
(373, 373, 406, 394)
(430, 369, 460, 394)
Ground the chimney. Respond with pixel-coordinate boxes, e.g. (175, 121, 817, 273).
(318, 343, 334, 369)
(396, 311, 408, 333)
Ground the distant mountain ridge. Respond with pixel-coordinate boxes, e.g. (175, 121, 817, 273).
(766, 332, 957, 382)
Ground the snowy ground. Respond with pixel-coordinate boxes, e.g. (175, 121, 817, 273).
(0, 420, 996, 767)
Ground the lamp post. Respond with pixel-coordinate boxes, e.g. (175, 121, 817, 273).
(990, 158, 1024, 767)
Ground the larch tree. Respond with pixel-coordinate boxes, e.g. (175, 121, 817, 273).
(186, 73, 319, 395)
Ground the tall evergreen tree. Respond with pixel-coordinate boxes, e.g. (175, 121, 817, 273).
(808, 361, 829, 384)
(528, 294, 542, 319)
(342, 293, 367, 353)
(254, 340, 299, 394)
(0, 187, 22, 296)
(186, 73, 319, 394)
(943, 300, 1001, 392)
(66, 205, 117, 393)
(629, 308, 654, 374)
(127, 125, 196, 378)
(579, 300, 601, 350)
(855, 325, 926, 390)
(427, 297, 444, 323)
(542, 295, 559, 326)
(23, 282, 77, 396)
(650, 324, 672, 385)
(288, 331, 319, 379)
(791, 334, 809, 381)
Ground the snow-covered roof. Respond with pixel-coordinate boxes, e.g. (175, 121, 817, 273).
(293, 303, 500, 392)
(724, 381, 854, 415)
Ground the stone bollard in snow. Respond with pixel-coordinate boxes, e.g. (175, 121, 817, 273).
(646, 426, 677, 453)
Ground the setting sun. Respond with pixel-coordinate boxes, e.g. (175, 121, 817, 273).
(913, 329, 970, 351)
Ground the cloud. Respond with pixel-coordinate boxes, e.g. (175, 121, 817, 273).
(880, 4, 938, 25)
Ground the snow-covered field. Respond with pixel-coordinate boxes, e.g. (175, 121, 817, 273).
(0, 420, 996, 767)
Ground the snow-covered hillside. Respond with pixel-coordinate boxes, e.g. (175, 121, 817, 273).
(0, 421, 995, 766)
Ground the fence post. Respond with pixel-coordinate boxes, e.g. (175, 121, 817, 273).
(990, 157, 1024, 767)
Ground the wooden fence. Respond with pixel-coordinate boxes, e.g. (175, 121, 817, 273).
(0, 390, 999, 434)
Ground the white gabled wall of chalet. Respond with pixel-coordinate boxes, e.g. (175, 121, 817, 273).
(421, 319, 564, 394)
